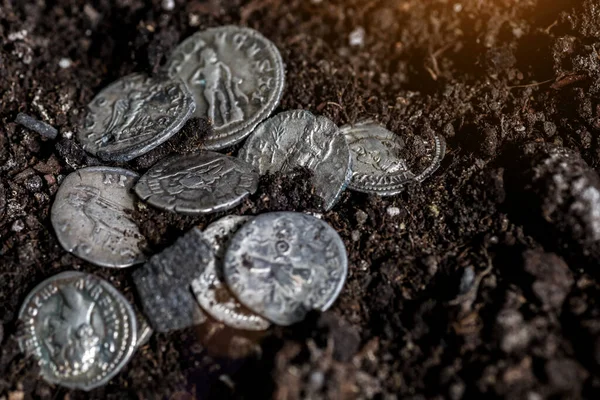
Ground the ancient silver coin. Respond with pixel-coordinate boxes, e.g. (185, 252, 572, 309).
(133, 228, 210, 333)
(135, 151, 259, 215)
(341, 121, 446, 196)
(191, 216, 270, 331)
(239, 110, 351, 211)
(18, 271, 138, 391)
(51, 167, 147, 268)
(166, 26, 285, 150)
(78, 73, 196, 162)
(223, 212, 348, 326)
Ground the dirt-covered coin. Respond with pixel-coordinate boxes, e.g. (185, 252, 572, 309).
(78, 73, 195, 162)
(341, 121, 446, 196)
(166, 26, 285, 150)
(132, 228, 210, 333)
(18, 271, 138, 391)
(191, 215, 270, 331)
(239, 110, 351, 211)
(51, 167, 147, 268)
(135, 151, 259, 215)
(223, 212, 348, 326)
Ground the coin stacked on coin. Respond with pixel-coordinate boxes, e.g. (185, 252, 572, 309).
(21, 24, 447, 390)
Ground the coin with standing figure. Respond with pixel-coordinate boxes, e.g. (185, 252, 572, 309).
(51, 167, 147, 268)
(191, 215, 270, 331)
(223, 212, 348, 326)
(78, 73, 196, 162)
(18, 271, 138, 391)
(135, 151, 259, 215)
(166, 26, 285, 150)
(239, 110, 351, 211)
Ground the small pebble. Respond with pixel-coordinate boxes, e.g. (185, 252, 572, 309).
(15, 113, 58, 140)
(161, 0, 175, 11)
(349, 27, 366, 47)
(387, 207, 400, 217)
(355, 210, 368, 225)
(351, 230, 361, 242)
(58, 58, 72, 69)
(12, 219, 25, 232)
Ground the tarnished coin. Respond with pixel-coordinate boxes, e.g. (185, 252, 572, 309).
(239, 110, 351, 211)
(18, 271, 137, 391)
(341, 121, 446, 195)
(51, 167, 147, 268)
(166, 26, 285, 150)
(224, 212, 348, 326)
(135, 151, 259, 215)
(191, 216, 270, 331)
(133, 228, 210, 333)
(78, 73, 196, 162)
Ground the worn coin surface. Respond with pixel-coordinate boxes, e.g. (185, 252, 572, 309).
(135, 151, 259, 215)
(239, 110, 351, 211)
(78, 73, 196, 162)
(341, 121, 446, 195)
(51, 167, 147, 268)
(224, 212, 348, 326)
(191, 216, 270, 331)
(166, 26, 285, 150)
(133, 228, 210, 333)
(18, 271, 137, 391)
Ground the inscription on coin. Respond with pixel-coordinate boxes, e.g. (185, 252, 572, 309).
(18, 272, 137, 391)
(79, 73, 195, 162)
(135, 151, 259, 215)
(239, 110, 351, 211)
(51, 167, 147, 268)
(342, 121, 446, 195)
(133, 228, 210, 333)
(191, 216, 270, 331)
(166, 26, 285, 149)
(223, 212, 348, 326)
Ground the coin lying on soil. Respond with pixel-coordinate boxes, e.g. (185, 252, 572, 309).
(191, 215, 270, 331)
(18, 271, 138, 391)
(166, 25, 285, 150)
(135, 151, 258, 215)
(51, 166, 147, 268)
(78, 73, 195, 162)
(239, 110, 351, 211)
(223, 212, 348, 326)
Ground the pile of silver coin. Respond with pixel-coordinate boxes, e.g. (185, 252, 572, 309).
(18, 25, 445, 390)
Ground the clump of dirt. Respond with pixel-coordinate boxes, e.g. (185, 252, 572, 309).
(3, 0, 600, 399)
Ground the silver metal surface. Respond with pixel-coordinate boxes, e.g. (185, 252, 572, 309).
(51, 167, 147, 268)
(223, 212, 348, 326)
(135, 151, 259, 215)
(191, 215, 270, 331)
(341, 121, 446, 195)
(78, 73, 196, 162)
(166, 26, 285, 150)
(239, 110, 351, 211)
(18, 271, 138, 391)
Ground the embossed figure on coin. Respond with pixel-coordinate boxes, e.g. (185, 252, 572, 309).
(18, 272, 138, 391)
(79, 74, 195, 162)
(224, 212, 348, 326)
(240, 110, 351, 211)
(51, 167, 147, 268)
(135, 152, 259, 215)
(191, 216, 270, 331)
(166, 26, 285, 149)
(342, 121, 445, 196)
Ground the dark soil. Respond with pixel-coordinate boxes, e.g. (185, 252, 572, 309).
(2, 0, 600, 398)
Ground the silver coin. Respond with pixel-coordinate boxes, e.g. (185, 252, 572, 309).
(166, 26, 285, 150)
(341, 121, 446, 196)
(223, 212, 348, 326)
(51, 167, 147, 268)
(18, 271, 137, 391)
(78, 73, 196, 162)
(191, 216, 270, 331)
(132, 228, 210, 333)
(239, 110, 351, 211)
(135, 151, 259, 215)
